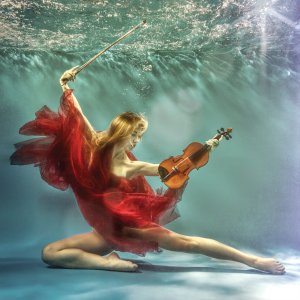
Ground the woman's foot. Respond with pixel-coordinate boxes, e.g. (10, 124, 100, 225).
(105, 252, 138, 272)
(249, 257, 285, 275)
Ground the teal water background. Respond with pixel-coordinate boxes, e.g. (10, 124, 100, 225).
(0, 0, 299, 257)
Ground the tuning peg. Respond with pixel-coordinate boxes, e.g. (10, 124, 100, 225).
(225, 135, 229, 140)
(217, 129, 221, 134)
(221, 127, 225, 132)
(228, 134, 232, 139)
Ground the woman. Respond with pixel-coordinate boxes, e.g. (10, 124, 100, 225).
(11, 67, 285, 274)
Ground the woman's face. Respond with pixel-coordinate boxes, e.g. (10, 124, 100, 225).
(127, 128, 145, 150)
(119, 122, 147, 152)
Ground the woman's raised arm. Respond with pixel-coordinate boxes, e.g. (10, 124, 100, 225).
(59, 67, 96, 137)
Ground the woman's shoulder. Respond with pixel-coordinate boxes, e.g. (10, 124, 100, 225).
(90, 130, 106, 146)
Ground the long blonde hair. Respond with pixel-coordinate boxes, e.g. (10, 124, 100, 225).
(97, 112, 148, 150)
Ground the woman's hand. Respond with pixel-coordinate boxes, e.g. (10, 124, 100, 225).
(206, 137, 222, 152)
(59, 66, 79, 86)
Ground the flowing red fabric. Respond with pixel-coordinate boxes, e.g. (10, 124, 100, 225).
(10, 89, 185, 255)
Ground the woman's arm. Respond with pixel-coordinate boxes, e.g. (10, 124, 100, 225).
(60, 68, 96, 137)
(128, 161, 159, 177)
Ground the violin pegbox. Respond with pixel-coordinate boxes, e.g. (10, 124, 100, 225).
(217, 127, 233, 141)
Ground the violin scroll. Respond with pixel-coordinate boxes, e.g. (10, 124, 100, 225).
(216, 127, 233, 141)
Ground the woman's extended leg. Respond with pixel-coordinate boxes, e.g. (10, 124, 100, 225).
(124, 227, 285, 274)
(41, 231, 138, 272)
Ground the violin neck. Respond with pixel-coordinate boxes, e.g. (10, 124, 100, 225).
(189, 130, 229, 163)
(189, 144, 210, 163)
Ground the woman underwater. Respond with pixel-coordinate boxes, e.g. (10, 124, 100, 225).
(10, 67, 285, 274)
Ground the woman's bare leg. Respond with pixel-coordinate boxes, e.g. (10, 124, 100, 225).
(124, 227, 285, 274)
(41, 231, 138, 272)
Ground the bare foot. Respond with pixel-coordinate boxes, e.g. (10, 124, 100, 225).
(105, 252, 138, 272)
(249, 257, 285, 275)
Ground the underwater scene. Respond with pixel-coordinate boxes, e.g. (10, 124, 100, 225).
(0, 1, 300, 299)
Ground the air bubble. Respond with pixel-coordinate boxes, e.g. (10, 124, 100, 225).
(143, 65, 153, 72)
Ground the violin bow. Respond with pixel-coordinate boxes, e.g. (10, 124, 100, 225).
(74, 20, 147, 75)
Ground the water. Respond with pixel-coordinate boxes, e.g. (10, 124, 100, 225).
(1, 0, 300, 256)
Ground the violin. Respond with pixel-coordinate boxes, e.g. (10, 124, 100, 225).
(158, 128, 233, 189)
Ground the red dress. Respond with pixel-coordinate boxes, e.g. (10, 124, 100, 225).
(10, 89, 185, 256)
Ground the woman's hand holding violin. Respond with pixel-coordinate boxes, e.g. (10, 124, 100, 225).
(206, 136, 222, 151)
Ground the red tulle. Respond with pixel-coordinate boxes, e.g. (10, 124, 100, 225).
(10, 89, 185, 255)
